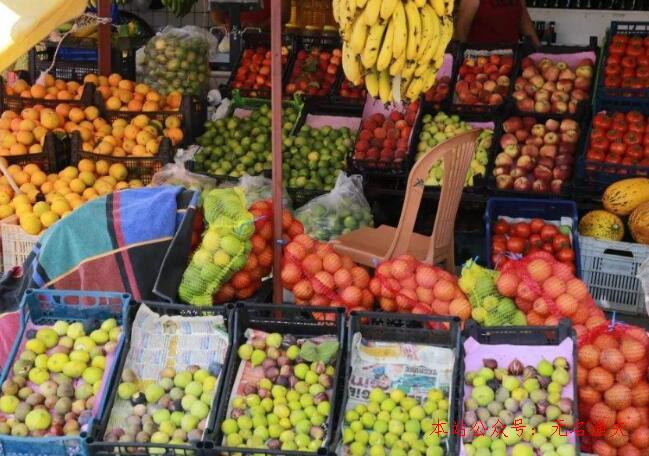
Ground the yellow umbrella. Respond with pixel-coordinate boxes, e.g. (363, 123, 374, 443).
(0, 0, 87, 73)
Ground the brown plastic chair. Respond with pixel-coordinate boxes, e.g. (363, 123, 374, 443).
(331, 129, 480, 273)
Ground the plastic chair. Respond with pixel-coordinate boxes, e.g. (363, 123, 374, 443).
(331, 129, 480, 273)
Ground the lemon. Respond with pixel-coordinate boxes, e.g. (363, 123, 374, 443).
(20, 213, 42, 235)
(58, 166, 78, 180)
(51, 199, 71, 216)
(0, 192, 10, 205)
(12, 194, 30, 206)
(40, 211, 59, 228)
(69, 178, 86, 194)
(0, 204, 14, 219)
(32, 201, 49, 217)
(14, 203, 32, 217)
(78, 171, 95, 187)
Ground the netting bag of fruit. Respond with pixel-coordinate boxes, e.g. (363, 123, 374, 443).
(150, 162, 217, 193)
(496, 251, 605, 332)
(281, 235, 373, 316)
(141, 26, 216, 96)
(368, 255, 471, 322)
(178, 187, 255, 306)
(219, 174, 292, 208)
(295, 172, 373, 242)
(458, 259, 527, 326)
(576, 320, 649, 454)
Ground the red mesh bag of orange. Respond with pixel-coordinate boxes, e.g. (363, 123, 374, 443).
(214, 199, 304, 303)
(281, 234, 373, 318)
(577, 321, 649, 455)
(368, 254, 471, 321)
(495, 251, 605, 333)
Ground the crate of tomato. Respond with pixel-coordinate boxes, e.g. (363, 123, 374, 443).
(578, 99, 649, 187)
(285, 33, 341, 99)
(224, 30, 294, 99)
(451, 44, 516, 114)
(484, 197, 582, 277)
(597, 21, 649, 101)
(488, 113, 583, 198)
(508, 39, 598, 117)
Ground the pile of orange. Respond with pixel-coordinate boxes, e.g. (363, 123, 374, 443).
(84, 73, 182, 112)
(5, 75, 84, 101)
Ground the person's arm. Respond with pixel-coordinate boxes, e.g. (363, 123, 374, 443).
(519, 0, 541, 47)
(453, 0, 479, 42)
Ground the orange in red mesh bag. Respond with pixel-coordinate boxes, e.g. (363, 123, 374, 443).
(281, 234, 373, 316)
(214, 200, 304, 303)
(577, 321, 649, 455)
(368, 255, 471, 321)
(495, 251, 605, 334)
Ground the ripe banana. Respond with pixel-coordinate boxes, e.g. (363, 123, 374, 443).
(402, 59, 417, 83)
(380, 0, 398, 20)
(431, 0, 445, 16)
(389, 51, 407, 76)
(416, 4, 437, 62)
(434, 16, 453, 62)
(363, 0, 381, 26)
(361, 21, 387, 69)
(404, 0, 421, 62)
(415, 0, 426, 6)
(366, 68, 379, 98)
(445, 0, 455, 15)
(342, 42, 362, 85)
(379, 70, 392, 104)
(339, 0, 351, 33)
(333, 0, 340, 23)
(414, 60, 431, 78)
(347, 0, 357, 20)
(423, 68, 437, 92)
(405, 76, 424, 101)
(391, 1, 407, 59)
(376, 18, 395, 72)
(350, 15, 368, 54)
(357, 0, 368, 6)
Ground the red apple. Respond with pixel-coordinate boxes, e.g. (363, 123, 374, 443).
(551, 91, 570, 103)
(544, 132, 559, 144)
(512, 90, 527, 101)
(504, 143, 520, 158)
(532, 179, 549, 193)
(497, 75, 510, 87)
(561, 130, 579, 144)
(527, 137, 544, 147)
(488, 93, 504, 105)
(574, 76, 591, 91)
(558, 143, 576, 155)
(535, 90, 551, 102)
(533, 165, 553, 181)
(555, 154, 574, 166)
(550, 179, 564, 194)
(535, 100, 551, 113)
(495, 152, 514, 167)
(522, 117, 537, 129)
(522, 66, 539, 79)
(542, 66, 560, 82)
(537, 157, 555, 169)
(521, 57, 535, 69)
(517, 98, 535, 112)
(493, 165, 511, 176)
(517, 155, 536, 171)
(556, 61, 568, 70)
(576, 65, 593, 79)
(556, 79, 574, 92)
(553, 164, 572, 180)
(551, 101, 568, 114)
(515, 77, 527, 91)
(483, 80, 497, 92)
(496, 174, 514, 189)
(515, 129, 530, 142)
(558, 69, 576, 81)
(560, 119, 578, 132)
(521, 144, 539, 157)
(542, 81, 557, 93)
(524, 83, 538, 97)
(568, 101, 578, 114)
(511, 167, 527, 178)
(545, 119, 560, 132)
(514, 176, 532, 192)
(502, 117, 523, 133)
(531, 124, 546, 138)
(571, 88, 589, 101)
(530, 75, 545, 89)
(500, 134, 518, 149)
(539, 144, 558, 158)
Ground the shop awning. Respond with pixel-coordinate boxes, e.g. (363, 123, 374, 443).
(0, 0, 87, 72)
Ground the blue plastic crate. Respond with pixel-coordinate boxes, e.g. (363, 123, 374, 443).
(0, 289, 130, 456)
(576, 99, 649, 187)
(596, 21, 649, 103)
(484, 197, 582, 277)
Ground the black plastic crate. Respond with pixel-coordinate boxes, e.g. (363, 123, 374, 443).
(0, 78, 95, 114)
(457, 319, 579, 455)
(70, 131, 173, 184)
(92, 91, 207, 148)
(333, 311, 462, 456)
(88, 301, 235, 456)
(223, 31, 295, 100)
(450, 44, 517, 115)
(210, 303, 346, 456)
(576, 98, 649, 188)
(486, 110, 587, 199)
(2, 132, 70, 173)
(596, 22, 649, 102)
(508, 38, 599, 120)
(424, 43, 462, 113)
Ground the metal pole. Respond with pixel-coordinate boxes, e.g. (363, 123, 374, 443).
(270, 0, 283, 305)
(98, 0, 112, 76)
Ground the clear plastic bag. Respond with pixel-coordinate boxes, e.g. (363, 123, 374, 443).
(141, 26, 216, 96)
(220, 174, 291, 208)
(295, 172, 373, 242)
(150, 161, 217, 193)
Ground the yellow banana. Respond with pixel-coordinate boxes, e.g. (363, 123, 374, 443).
(415, 0, 426, 6)
(423, 67, 438, 92)
(378, 70, 392, 104)
(414, 60, 431, 78)
(416, 4, 437, 62)
(431, 0, 445, 16)
(433, 16, 453, 62)
(433, 54, 444, 69)
(339, 0, 351, 34)
(380, 0, 398, 20)
(342, 42, 363, 85)
(347, 0, 357, 19)
(365, 68, 379, 98)
(404, 0, 421, 61)
(402, 59, 417, 83)
(376, 18, 395, 72)
(445, 0, 455, 15)
(389, 50, 407, 76)
(361, 21, 387, 69)
(333, 0, 340, 23)
(391, 1, 407, 59)
(357, 0, 368, 7)
(405, 76, 424, 101)
(363, 0, 381, 26)
(350, 15, 368, 55)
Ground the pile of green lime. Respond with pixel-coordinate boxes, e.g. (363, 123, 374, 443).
(282, 124, 355, 191)
(178, 187, 254, 306)
(296, 195, 373, 241)
(193, 105, 299, 179)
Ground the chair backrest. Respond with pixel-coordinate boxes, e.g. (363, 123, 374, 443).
(386, 129, 480, 262)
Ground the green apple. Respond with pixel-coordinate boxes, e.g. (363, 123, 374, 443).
(36, 328, 58, 348)
(46, 353, 69, 373)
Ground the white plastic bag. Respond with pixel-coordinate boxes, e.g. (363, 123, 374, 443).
(219, 174, 292, 208)
(150, 162, 216, 193)
(295, 172, 373, 241)
(639, 256, 649, 316)
(141, 26, 216, 96)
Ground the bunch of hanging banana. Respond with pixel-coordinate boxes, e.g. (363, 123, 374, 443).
(334, 0, 454, 104)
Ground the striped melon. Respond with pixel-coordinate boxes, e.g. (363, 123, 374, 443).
(602, 178, 649, 216)
(579, 210, 625, 241)
(629, 201, 649, 245)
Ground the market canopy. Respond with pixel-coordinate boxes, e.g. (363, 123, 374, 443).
(0, 0, 86, 72)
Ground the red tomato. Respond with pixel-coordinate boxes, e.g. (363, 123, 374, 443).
(610, 140, 627, 155)
(542, 243, 555, 254)
(529, 233, 543, 248)
(644, 144, 649, 158)
(529, 218, 545, 234)
(556, 248, 575, 263)
(552, 234, 571, 252)
(606, 129, 623, 141)
(627, 144, 644, 160)
(628, 122, 645, 135)
(590, 128, 606, 141)
(512, 222, 531, 239)
(586, 149, 605, 162)
(613, 118, 628, 131)
(540, 225, 559, 242)
(626, 111, 644, 123)
(506, 236, 526, 254)
(622, 156, 638, 166)
(593, 113, 613, 130)
(609, 42, 626, 56)
(624, 131, 642, 145)
(590, 136, 610, 153)
(493, 219, 510, 235)
(492, 234, 507, 244)
(606, 153, 623, 164)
